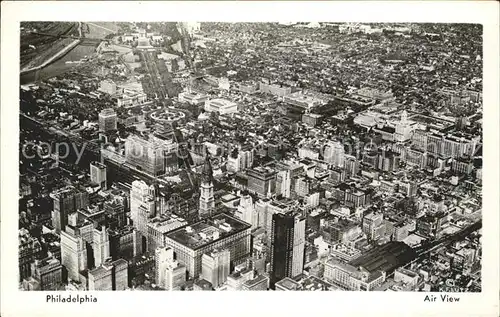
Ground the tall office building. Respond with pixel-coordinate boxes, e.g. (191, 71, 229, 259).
(344, 155, 360, 178)
(30, 257, 63, 291)
(239, 145, 254, 170)
(18, 229, 42, 281)
(363, 213, 385, 241)
(130, 180, 157, 251)
(155, 247, 175, 288)
(93, 226, 110, 268)
(60, 229, 88, 282)
(227, 146, 255, 173)
(324, 141, 345, 167)
(270, 212, 306, 289)
(88, 258, 128, 291)
(130, 180, 150, 225)
(74, 190, 89, 210)
(201, 249, 230, 288)
(411, 129, 479, 158)
(90, 161, 107, 189)
(50, 187, 89, 234)
(98, 108, 117, 132)
(235, 191, 255, 227)
(276, 169, 292, 198)
(164, 260, 187, 291)
(50, 187, 75, 235)
(137, 201, 156, 240)
(377, 150, 401, 172)
(247, 166, 277, 197)
(199, 154, 215, 218)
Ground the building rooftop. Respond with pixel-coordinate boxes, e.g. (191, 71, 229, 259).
(147, 215, 188, 234)
(165, 213, 251, 250)
(298, 275, 335, 291)
(243, 274, 268, 288)
(275, 277, 301, 290)
(349, 241, 417, 274)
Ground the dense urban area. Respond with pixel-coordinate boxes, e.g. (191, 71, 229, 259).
(19, 22, 482, 292)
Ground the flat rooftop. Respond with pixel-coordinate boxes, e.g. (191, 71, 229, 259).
(165, 213, 251, 250)
(147, 215, 187, 234)
(275, 277, 301, 290)
(349, 241, 417, 274)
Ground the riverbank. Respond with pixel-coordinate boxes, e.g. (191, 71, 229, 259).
(21, 39, 81, 74)
(20, 42, 99, 85)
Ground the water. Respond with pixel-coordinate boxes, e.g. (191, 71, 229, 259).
(20, 43, 99, 85)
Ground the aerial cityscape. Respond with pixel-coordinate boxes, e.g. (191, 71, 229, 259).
(19, 22, 482, 292)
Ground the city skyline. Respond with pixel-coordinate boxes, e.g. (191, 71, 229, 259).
(18, 21, 483, 292)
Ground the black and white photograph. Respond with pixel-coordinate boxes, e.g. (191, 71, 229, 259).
(2, 1, 499, 317)
(17, 19, 485, 292)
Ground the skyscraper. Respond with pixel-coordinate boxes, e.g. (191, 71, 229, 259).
(235, 191, 255, 227)
(130, 180, 150, 225)
(130, 180, 157, 252)
(276, 169, 292, 198)
(344, 154, 360, 178)
(164, 260, 187, 291)
(88, 258, 128, 291)
(247, 166, 277, 198)
(74, 190, 89, 211)
(50, 187, 89, 234)
(50, 188, 76, 235)
(155, 247, 175, 288)
(18, 228, 42, 281)
(324, 141, 345, 167)
(154, 246, 187, 290)
(201, 249, 230, 288)
(239, 145, 254, 170)
(90, 161, 107, 189)
(270, 212, 305, 289)
(199, 153, 215, 218)
(93, 226, 110, 268)
(30, 257, 63, 291)
(98, 108, 117, 132)
(60, 229, 88, 282)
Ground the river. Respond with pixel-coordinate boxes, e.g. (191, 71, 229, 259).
(20, 22, 120, 85)
(20, 42, 100, 85)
